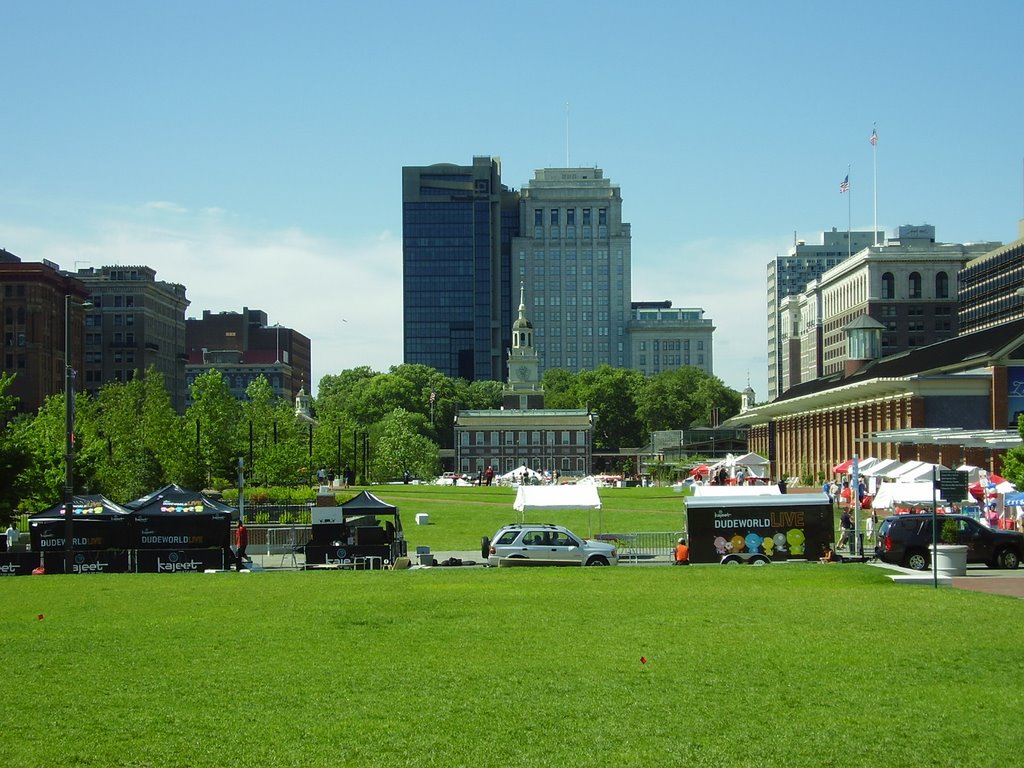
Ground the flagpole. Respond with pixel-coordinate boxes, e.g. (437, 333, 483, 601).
(871, 124, 879, 245)
(847, 163, 852, 260)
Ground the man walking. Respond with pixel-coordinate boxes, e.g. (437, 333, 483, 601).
(837, 509, 853, 551)
(235, 520, 249, 571)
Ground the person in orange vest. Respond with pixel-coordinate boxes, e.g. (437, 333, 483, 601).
(674, 537, 690, 565)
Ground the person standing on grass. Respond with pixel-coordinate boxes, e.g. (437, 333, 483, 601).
(867, 509, 879, 542)
(235, 520, 249, 571)
(5, 521, 17, 551)
(674, 538, 690, 565)
(837, 509, 853, 550)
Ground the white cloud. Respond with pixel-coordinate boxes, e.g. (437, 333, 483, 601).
(142, 201, 188, 214)
(0, 206, 405, 392)
(2, 208, 778, 400)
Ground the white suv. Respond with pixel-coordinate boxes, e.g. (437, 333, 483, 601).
(481, 523, 618, 566)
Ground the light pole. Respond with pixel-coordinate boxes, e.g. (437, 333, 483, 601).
(64, 294, 91, 572)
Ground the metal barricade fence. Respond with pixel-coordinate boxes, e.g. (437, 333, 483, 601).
(597, 531, 684, 562)
(245, 525, 312, 554)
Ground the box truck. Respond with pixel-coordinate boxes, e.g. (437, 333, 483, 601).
(684, 493, 834, 564)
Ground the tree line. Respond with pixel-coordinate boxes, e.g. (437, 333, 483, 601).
(0, 363, 741, 516)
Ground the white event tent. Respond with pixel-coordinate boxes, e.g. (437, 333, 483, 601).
(512, 485, 603, 534)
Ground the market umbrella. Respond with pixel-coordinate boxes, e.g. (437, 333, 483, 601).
(832, 459, 853, 474)
(689, 464, 709, 476)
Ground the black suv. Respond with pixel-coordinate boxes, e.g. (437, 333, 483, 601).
(876, 513, 1023, 571)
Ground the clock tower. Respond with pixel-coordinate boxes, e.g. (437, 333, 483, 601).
(504, 282, 544, 409)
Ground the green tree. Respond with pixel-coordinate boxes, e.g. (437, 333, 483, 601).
(1000, 412, 1024, 489)
(185, 370, 242, 487)
(370, 408, 440, 481)
(0, 373, 31, 519)
(8, 394, 76, 510)
(347, 372, 417, 427)
(540, 368, 577, 408)
(316, 366, 377, 418)
(570, 366, 647, 449)
(240, 375, 302, 486)
(82, 368, 189, 502)
(636, 366, 738, 432)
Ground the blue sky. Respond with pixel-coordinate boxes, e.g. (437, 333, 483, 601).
(3, 1, 1022, 398)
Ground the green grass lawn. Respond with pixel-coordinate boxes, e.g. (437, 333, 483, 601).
(3, 563, 1022, 767)
(366, 484, 688, 551)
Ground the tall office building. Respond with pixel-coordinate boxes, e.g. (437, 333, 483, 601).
(402, 156, 520, 381)
(628, 301, 715, 377)
(767, 227, 882, 400)
(778, 226, 999, 391)
(0, 250, 90, 415)
(75, 265, 190, 412)
(958, 220, 1024, 335)
(511, 167, 632, 374)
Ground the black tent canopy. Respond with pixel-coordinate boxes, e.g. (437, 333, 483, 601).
(28, 495, 132, 551)
(125, 485, 237, 517)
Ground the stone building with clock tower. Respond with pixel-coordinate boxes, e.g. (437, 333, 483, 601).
(504, 283, 544, 410)
(454, 284, 595, 479)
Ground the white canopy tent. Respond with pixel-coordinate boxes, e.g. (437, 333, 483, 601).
(692, 485, 781, 497)
(860, 458, 899, 478)
(512, 485, 603, 534)
(501, 465, 545, 484)
(708, 452, 771, 481)
(871, 481, 959, 509)
(730, 452, 771, 479)
(898, 463, 949, 483)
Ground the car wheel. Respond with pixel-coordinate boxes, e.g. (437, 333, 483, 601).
(722, 556, 742, 565)
(750, 555, 770, 566)
(480, 536, 490, 560)
(585, 555, 609, 566)
(998, 548, 1021, 570)
(905, 549, 929, 571)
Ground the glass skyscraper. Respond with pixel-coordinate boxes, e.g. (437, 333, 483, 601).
(402, 157, 520, 381)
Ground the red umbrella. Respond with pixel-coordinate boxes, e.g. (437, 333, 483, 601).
(833, 459, 853, 474)
(689, 464, 709, 476)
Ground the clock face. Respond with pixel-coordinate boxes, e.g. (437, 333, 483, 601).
(517, 365, 529, 379)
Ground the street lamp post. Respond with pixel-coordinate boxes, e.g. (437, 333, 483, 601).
(63, 295, 91, 572)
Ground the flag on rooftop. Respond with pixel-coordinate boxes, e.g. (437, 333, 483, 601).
(839, 175, 849, 194)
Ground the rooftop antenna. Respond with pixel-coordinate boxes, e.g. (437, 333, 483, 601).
(565, 101, 570, 167)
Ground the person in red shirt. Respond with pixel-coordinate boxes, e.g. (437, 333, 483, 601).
(674, 537, 690, 565)
(235, 521, 249, 571)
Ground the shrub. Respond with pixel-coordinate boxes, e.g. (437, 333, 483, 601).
(940, 518, 959, 544)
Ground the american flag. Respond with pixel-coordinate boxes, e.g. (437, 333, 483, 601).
(839, 175, 849, 194)
(870, 127, 878, 146)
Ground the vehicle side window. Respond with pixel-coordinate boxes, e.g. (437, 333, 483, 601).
(961, 519, 981, 535)
(496, 531, 520, 545)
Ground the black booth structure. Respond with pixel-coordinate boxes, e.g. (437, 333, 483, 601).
(305, 491, 407, 568)
(125, 486, 234, 573)
(1, 489, 236, 576)
(25, 495, 133, 575)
